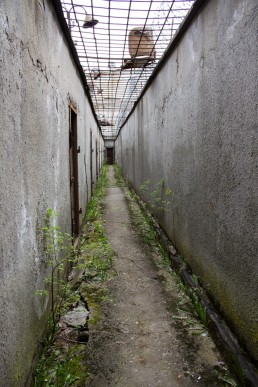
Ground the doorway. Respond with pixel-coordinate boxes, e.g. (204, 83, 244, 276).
(90, 129, 94, 196)
(96, 139, 99, 180)
(106, 147, 114, 164)
(69, 105, 80, 237)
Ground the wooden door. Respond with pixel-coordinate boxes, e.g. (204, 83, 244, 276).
(69, 107, 80, 237)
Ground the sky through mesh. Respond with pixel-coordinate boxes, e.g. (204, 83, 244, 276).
(61, 0, 195, 139)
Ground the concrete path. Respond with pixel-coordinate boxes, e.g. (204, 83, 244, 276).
(85, 166, 232, 386)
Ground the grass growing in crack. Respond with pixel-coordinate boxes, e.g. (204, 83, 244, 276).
(113, 163, 124, 187)
(79, 165, 115, 282)
(34, 164, 114, 386)
(85, 165, 109, 222)
(114, 164, 170, 266)
(34, 345, 89, 387)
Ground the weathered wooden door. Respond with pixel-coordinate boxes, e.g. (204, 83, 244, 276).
(90, 129, 93, 196)
(96, 139, 99, 180)
(69, 106, 80, 237)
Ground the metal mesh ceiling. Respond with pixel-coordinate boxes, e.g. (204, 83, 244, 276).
(61, 0, 196, 139)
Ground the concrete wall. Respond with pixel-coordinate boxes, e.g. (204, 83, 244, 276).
(116, 0, 258, 361)
(0, 0, 103, 384)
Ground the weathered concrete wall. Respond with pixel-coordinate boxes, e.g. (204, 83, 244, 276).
(116, 0, 258, 361)
(0, 0, 103, 384)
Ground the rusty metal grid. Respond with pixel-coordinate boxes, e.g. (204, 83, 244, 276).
(61, 0, 196, 139)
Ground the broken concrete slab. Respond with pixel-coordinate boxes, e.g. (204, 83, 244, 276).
(62, 306, 90, 328)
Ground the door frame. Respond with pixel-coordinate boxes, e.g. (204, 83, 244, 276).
(69, 102, 80, 238)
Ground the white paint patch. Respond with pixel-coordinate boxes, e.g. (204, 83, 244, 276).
(56, 95, 61, 134)
(19, 184, 32, 251)
(226, 3, 244, 41)
(188, 37, 196, 63)
(54, 147, 60, 194)
(46, 94, 52, 117)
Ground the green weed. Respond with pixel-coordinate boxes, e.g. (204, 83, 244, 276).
(80, 165, 115, 281)
(34, 345, 88, 386)
(33, 164, 113, 386)
(139, 178, 175, 215)
(35, 208, 79, 337)
(113, 163, 125, 187)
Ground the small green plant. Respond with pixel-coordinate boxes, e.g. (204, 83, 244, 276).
(188, 289, 207, 326)
(173, 273, 208, 328)
(34, 345, 89, 386)
(214, 370, 238, 386)
(139, 179, 175, 215)
(35, 208, 79, 337)
(114, 163, 124, 187)
(34, 165, 113, 386)
(86, 164, 109, 220)
(79, 165, 115, 281)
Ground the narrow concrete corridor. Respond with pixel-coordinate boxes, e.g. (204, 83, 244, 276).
(84, 166, 234, 386)
(1, 1, 257, 384)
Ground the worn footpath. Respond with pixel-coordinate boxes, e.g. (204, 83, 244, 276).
(84, 166, 235, 387)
